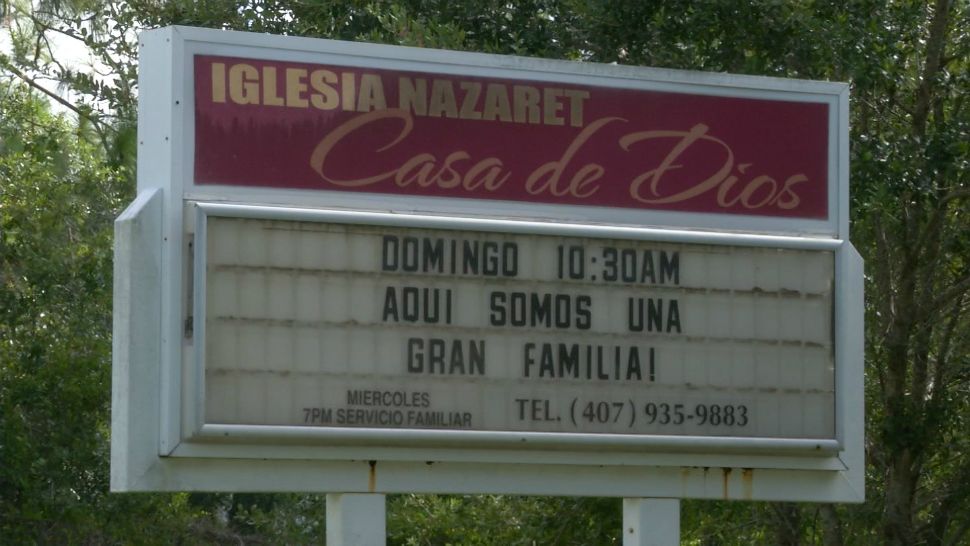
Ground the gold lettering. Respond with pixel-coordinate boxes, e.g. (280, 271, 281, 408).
(228, 63, 259, 105)
(399, 77, 427, 116)
(716, 164, 749, 207)
(569, 164, 605, 197)
(717, 177, 742, 206)
(464, 158, 510, 191)
(357, 74, 387, 112)
(262, 66, 284, 107)
(396, 154, 438, 187)
(436, 151, 470, 188)
(211, 62, 226, 103)
(308, 108, 510, 193)
(341, 73, 356, 111)
(429, 80, 458, 118)
(738, 175, 778, 208)
(773, 174, 807, 209)
(286, 68, 308, 108)
(482, 84, 512, 122)
(309, 109, 412, 186)
(563, 89, 590, 127)
(622, 124, 733, 204)
(459, 82, 483, 120)
(624, 128, 809, 211)
(309, 70, 339, 110)
(513, 86, 540, 124)
(525, 117, 623, 196)
(542, 88, 565, 126)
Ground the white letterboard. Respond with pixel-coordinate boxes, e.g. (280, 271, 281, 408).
(201, 216, 835, 440)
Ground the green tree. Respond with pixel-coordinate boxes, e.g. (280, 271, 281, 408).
(3, 1, 969, 544)
(0, 82, 205, 543)
(849, 1, 970, 544)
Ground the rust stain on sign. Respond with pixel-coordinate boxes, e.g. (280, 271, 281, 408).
(680, 467, 692, 494)
(722, 467, 732, 499)
(742, 468, 754, 500)
(368, 460, 377, 493)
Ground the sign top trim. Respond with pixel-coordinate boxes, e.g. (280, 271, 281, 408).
(160, 25, 849, 96)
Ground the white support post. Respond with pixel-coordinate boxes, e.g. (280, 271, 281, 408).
(326, 493, 386, 546)
(622, 498, 680, 546)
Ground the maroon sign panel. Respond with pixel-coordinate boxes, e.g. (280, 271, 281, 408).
(194, 55, 829, 219)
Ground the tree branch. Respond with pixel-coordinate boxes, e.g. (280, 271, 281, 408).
(945, 518, 970, 546)
(0, 57, 102, 128)
(928, 273, 970, 316)
(928, 294, 964, 408)
(913, 0, 953, 136)
(926, 457, 970, 545)
(14, 2, 134, 81)
(871, 212, 897, 332)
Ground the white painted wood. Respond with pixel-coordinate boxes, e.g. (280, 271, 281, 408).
(327, 494, 386, 546)
(197, 213, 837, 440)
(137, 27, 184, 455)
(110, 189, 162, 491)
(118, 458, 857, 502)
(623, 499, 680, 546)
(834, 244, 866, 498)
(111, 26, 864, 502)
(111, 194, 863, 500)
(194, 202, 844, 250)
(838, 87, 851, 240)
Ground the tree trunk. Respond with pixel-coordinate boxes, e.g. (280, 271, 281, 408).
(884, 451, 918, 545)
(770, 503, 802, 546)
(819, 504, 843, 546)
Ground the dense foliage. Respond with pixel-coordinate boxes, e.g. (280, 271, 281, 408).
(2, 1, 968, 544)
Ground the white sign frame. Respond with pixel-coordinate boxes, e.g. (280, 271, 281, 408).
(190, 202, 844, 450)
(113, 26, 863, 502)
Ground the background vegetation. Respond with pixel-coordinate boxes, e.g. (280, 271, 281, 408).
(1, 1, 968, 544)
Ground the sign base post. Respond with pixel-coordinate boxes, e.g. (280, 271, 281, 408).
(623, 498, 680, 546)
(326, 493, 386, 546)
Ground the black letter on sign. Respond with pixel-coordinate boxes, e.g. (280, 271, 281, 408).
(382, 236, 399, 271)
